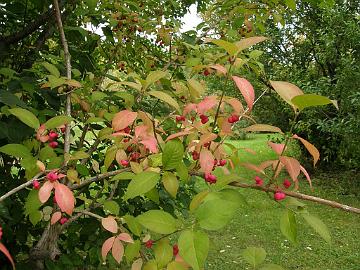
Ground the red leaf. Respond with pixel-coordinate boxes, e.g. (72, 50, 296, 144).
(293, 134, 320, 166)
(101, 236, 115, 261)
(101, 216, 118, 233)
(117, 233, 134, 243)
(224, 98, 244, 114)
(111, 238, 124, 263)
(268, 142, 286, 155)
(131, 258, 143, 270)
(232, 76, 255, 111)
(279, 156, 300, 184)
(209, 64, 227, 75)
(166, 130, 192, 142)
(54, 182, 75, 215)
(200, 149, 215, 174)
(50, 211, 62, 225)
(0, 242, 15, 270)
(112, 110, 138, 131)
(197, 96, 218, 114)
(38, 181, 54, 203)
(300, 165, 313, 189)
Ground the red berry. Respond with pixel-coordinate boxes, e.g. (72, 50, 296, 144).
(176, 116, 185, 122)
(228, 114, 239, 124)
(203, 69, 210, 76)
(200, 115, 209, 124)
(219, 159, 227, 166)
(120, 160, 129, 166)
(173, 244, 179, 256)
(192, 151, 199, 160)
(123, 127, 131, 134)
(204, 173, 217, 184)
(203, 142, 211, 148)
(48, 131, 59, 141)
(49, 141, 58, 148)
(33, 180, 40, 190)
(213, 159, 218, 165)
(126, 146, 133, 152)
(59, 217, 68, 225)
(130, 152, 140, 161)
(0, 227, 2, 240)
(283, 179, 292, 189)
(145, 240, 153, 248)
(47, 172, 59, 182)
(123, 138, 129, 143)
(274, 192, 286, 201)
(60, 127, 66, 133)
(254, 176, 263, 186)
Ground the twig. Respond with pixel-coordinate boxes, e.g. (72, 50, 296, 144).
(0, 172, 45, 202)
(53, 0, 72, 158)
(70, 168, 131, 190)
(229, 182, 360, 214)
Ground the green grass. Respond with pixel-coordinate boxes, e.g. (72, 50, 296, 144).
(205, 134, 360, 270)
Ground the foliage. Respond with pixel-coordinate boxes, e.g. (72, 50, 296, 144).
(0, 1, 354, 270)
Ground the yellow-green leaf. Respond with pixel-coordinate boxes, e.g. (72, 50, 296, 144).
(9, 108, 40, 129)
(148, 90, 180, 112)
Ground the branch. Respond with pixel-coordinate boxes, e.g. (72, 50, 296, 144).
(0, 172, 45, 202)
(229, 182, 360, 214)
(71, 168, 131, 190)
(53, 0, 72, 158)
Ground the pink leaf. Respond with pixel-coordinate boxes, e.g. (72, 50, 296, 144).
(140, 136, 158, 153)
(220, 118, 232, 135)
(54, 182, 75, 215)
(36, 160, 46, 172)
(224, 98, 244, 114)
(134, 125, 148, 139)
(117, 232, 134, 243)
(293, 134, 320, 166)
(101, 236, 115, 261)
(196, 133, 218, 152)
(258, 160, 277, 170)
(232, 76, 255, 112)
(241, 163, 265, 174)
(279, 156, 300, 184)
(200, 149, 215, 174)
(183, 103, 197, 116)
(131, 258, 143, 270)
(112, 132, 133, 138)
(36, 124, 49, 142)
(300, 165, 313, 189)
(112, 110, 138, 131)
(267, 142, 286, 155)
(209, 64, 227, 75)
(112, 238, 124, 264)
(0, 242, 15, 270)
(38, 181, 54, 203)
(166, 130, 192, 142)
(196, 96, 218, 115)
(101, 216, 118, 233)
(50, 211, 62, 225)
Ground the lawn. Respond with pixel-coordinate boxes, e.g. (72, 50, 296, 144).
(205, 134, 360, 270)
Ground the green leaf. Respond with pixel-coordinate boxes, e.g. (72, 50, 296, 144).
(144, 70, 168, 90)
(154, 239, 172, 268)
(162, 140, 184, 170)
(42, 62, 60, 78)
(24, 189, 42, 216)
(123, 171, 160, 200)
(260, 264, 285, 270)
(176, 162, 188, 182)
(148, 90, 180, 112)
(29, 210, 42, 225)
(143, 260, 158, 270)
(45, 115, 73, 129)
(280, 209, 297, 244)
(301, 213, 331, 243)
(178, 230, 209, 270)
(0, 144, 32, 158)
(162, 172, 179, 198)
(208, 39, 238, 56)
(111, 172, 135, 181)
(9, 108, 40, 129)
(123, 215, 142, 236)
(125, 240, 141, 263)
(291, 94, 333, 111)
(136, 210, 177, 234)
(285, 0, 296, 10)
(187, 79, 205, 100)
(167, 261, 187, 270)
(103, 201, 120, 215)
(195, 190, 242, 230)
(241, 247, 266, 268)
